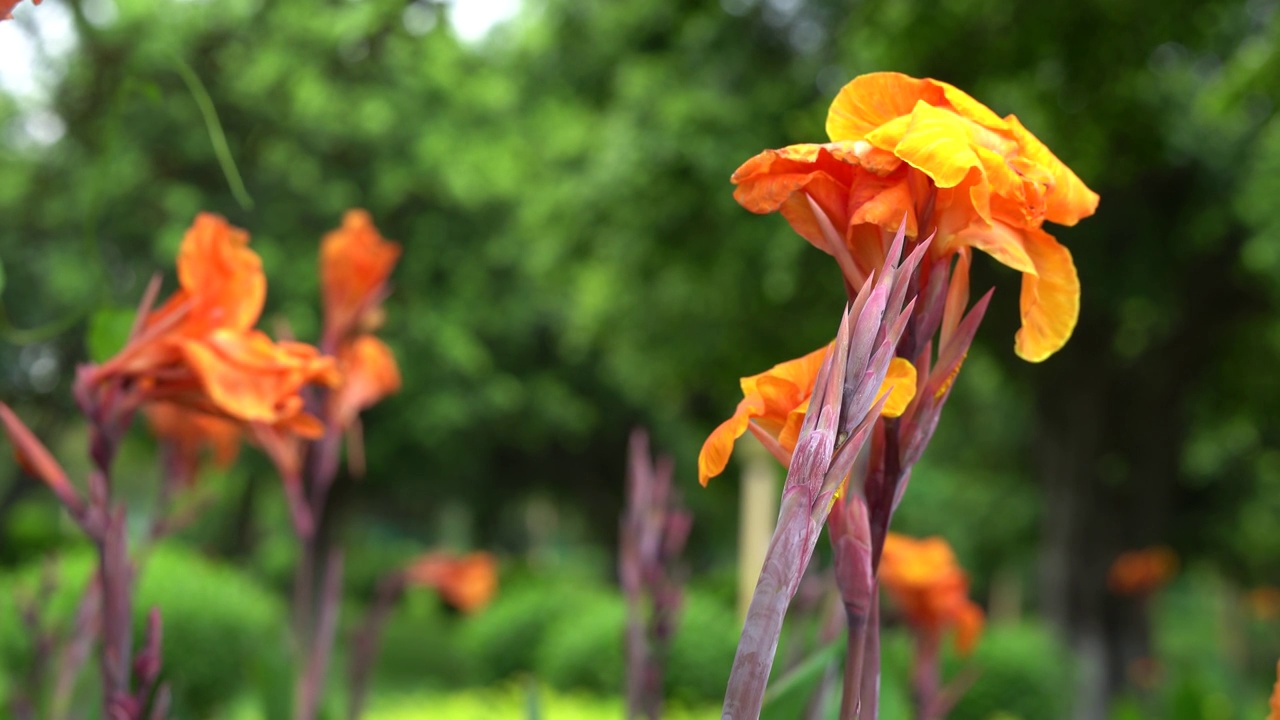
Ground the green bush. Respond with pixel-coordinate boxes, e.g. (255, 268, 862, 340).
(535, 591, 626, 694)
(455, 575, 607, 684)
(947, 621, 1075, 720)
(371, 589, 474, 689)
(364, 684, 718, 720)
(665, 590, 740, 703)
(0, 544, 289, 719)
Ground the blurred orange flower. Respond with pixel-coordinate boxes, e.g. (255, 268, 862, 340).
(879, 532, 984, 655)
(1107, 546, 1178, 596)
(1269, 660, 1280, 720)
(331, 335, 402, 430)
(96, 214, 338, 436)
(144, 402, 240, 485)
(1, 0, 40, 20)
(1248, 587, 1280, 621)
(698, 345, 916, 486)
(733, 72, 1099, 362)
(321, 209, 402, 348)
(319, 211, 403, 430)
(404, 551, 498, 613)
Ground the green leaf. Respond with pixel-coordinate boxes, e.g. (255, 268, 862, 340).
(86, 306, 138, 363)
(760, 639, 844, 720)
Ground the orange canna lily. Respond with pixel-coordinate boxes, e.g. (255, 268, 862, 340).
(145, 401, 241, 485)
(404, 551, 498, 613)
(879, 532, 984, 655)
(733, 72, 1099, 362)
(1248, 587, 1280, 621)
(1107, 546, 1179, 596)
(331, 335, 402, 431)
(698, 345, 916, 486)
(95, 213, 338, 435)
(320, 209, 402, 349)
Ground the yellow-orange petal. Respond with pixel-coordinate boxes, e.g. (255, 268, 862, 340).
(732, 144, 858, 255)
(876, 358, 917, 418)
(698, 395, 764, 486)
(1005, 115, 1100, 226)
(1267, 659, 1280, 720)
(1014, 228, 1080, 362)
(826, 72, 944, 142)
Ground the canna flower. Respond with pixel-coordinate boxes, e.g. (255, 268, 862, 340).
(698, 345, 916, 486)
(404, 551, 498, 613)
(144, 402, 240, 485)
(320, 209, 402, 350)
(1107, 546, 1178, 596)
(732, 71, 1099, 362)
(94, 213, 339, 435)
(331, 335, 402, 431)
(319, 210, 403, 430)
(1269, 660, 1280, 720)
(879, 532, 984, 655)
(1, 0, 40, 20)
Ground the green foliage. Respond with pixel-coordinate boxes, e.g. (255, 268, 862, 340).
(534, 590, 626, 694)
(0, 544, 288, 718)
(455, 575, 608, 684)
(948, 621, 1075, 720)
(362, 684, 717, 720)
(665, 590, 741, 703)
(371, 590, 474, 689)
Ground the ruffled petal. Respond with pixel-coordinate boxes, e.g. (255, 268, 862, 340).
(732, 144, 859, 255)
(1015, 228, 1080, 362)
(826, 72, 944, 141)
(1005, 115, 1100, 226)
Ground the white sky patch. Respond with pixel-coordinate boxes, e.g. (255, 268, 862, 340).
(447, 0, 522, 43)
(0, 1, 79, 104)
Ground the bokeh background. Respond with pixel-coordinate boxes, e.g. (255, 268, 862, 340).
(2, 0, 1280, 718)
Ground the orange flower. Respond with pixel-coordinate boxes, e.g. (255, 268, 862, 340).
(698, 345, 916, 486)
(320, 209, 402, 347)
(733, 72, 1099, 362)
(1268, 660, 1280, 720)
(96, 213, 338, 435)
(404, 551, 498, 613)
(1, 0, 40, 21)
(331, 335, 402, 430)
(879, 532, 984, 655)
(1107, 546, 1178, 596)
(1248, 587, 1280, 621)
(145, 401, 241, 485)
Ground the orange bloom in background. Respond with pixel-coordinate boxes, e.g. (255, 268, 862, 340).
(1248, 587, 1280, 621)
(321, 209, 402, 347)
(698, 345, 916, 486)
(404, 551, 498, 613)
(1268, 660, 1280, 720)
(733, 71, 1100, 362)
(1107, 546, 1179, 596)
(145, 401, 241, 484)
(879, 532, 984, 655)
(885, 530, 983, 653)
(1, 0, 40, 21)
(96, 213, 339, 435)
(332, 335, 402, 430)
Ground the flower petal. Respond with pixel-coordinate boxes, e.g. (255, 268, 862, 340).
(1005, 115, 1100, 226)
(876, 358, 918, 418)
(698, 395, 764, 486)
(826, 72, 944, 141)
(1015, 228, 1080, 362)
(732, 144, 858, 255)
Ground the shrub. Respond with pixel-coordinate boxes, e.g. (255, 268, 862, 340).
(535, 591, 626, 693)
(665, 590, 740, 703)
(947, 621, 1075, 720)
(371, 589, 475, 689)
